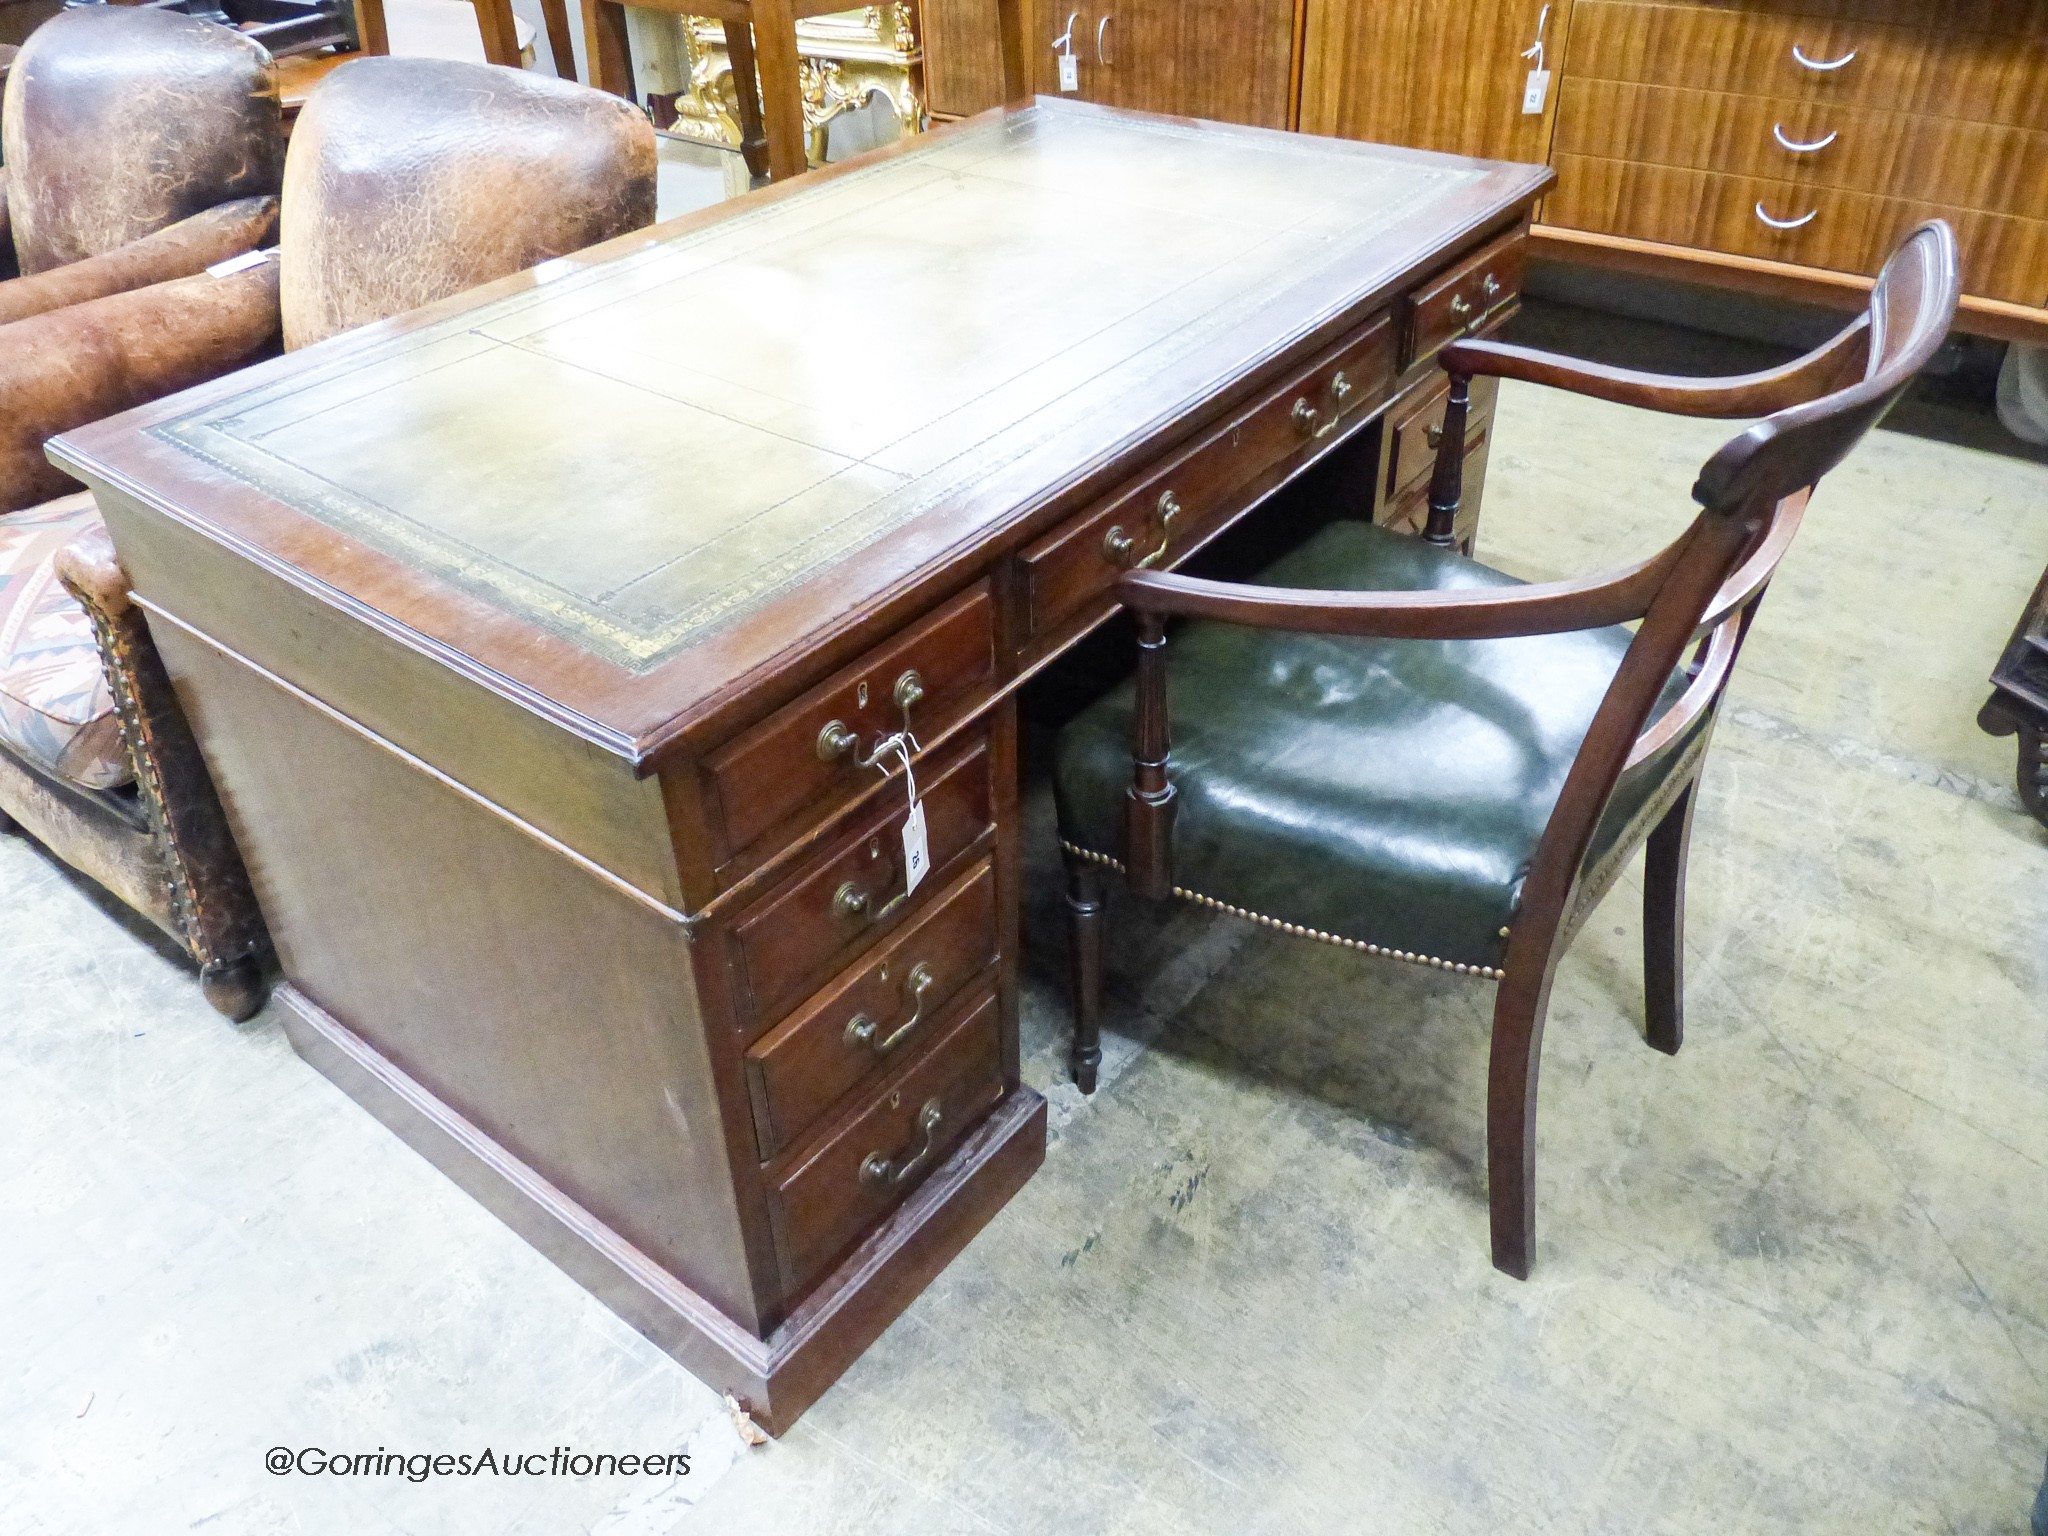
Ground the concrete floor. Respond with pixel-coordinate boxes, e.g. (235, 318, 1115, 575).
(5, 350, 2047, 1532)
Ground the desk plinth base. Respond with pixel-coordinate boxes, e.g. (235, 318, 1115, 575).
(274, 982, 1047, 1434)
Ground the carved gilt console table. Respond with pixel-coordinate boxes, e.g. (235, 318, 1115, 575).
(53, 100, 1549, 1431)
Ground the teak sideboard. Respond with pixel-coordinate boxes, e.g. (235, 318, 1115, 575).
(52, 101, 1550, 1433)
(906, 0, 2048, 341)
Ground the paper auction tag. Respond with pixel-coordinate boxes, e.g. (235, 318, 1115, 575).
(1521, 68, 1551, 114)
(877, 736, 929, 897)
(1058, 53, 1079, 92)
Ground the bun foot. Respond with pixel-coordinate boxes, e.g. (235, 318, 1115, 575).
(200, 956, 268, 1022)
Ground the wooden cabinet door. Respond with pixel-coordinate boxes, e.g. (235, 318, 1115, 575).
(1020, 0, 1295, 128)
(1300, 0, 1565, 164)
(1095, 0, 1296, 129)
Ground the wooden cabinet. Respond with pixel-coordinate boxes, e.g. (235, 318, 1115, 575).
(1300, 0, 1562, 166)
(1025, 0, 1295, 127)
(1296, 0, 2048, 339)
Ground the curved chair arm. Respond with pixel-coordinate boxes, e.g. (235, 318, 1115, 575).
(0, 196, 277, 329)
(1439, 316, 1873, 420)
(1115, 536, 1684, 641)
(1, 256, 282, 512)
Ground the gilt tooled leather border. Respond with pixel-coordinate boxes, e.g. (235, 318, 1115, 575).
(149, 111, 1479, 675)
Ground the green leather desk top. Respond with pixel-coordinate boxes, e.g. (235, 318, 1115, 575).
(55, 98, 1548, 752)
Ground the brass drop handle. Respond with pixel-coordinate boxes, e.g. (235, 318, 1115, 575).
(1291, 397, 1319, 438)
(817, 719, 861, 762)
(1426, 422, 1444, 449)
(1481, 273, 1502, 301)
(834, 877, 907, 926)
(1103, 489, 1180, 571)
(861, 1098, 943, 1187)
(845, 962, 936, 1055)
(1329, 370, 1353, 408)
(893, 669, 924, 715)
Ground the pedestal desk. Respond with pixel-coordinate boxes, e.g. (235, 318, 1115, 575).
(51, 100, 1549, 1433)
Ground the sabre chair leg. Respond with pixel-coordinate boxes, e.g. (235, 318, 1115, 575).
(1642, 780, 1697, 1057)
(1064, 852, 1104, 1094)
(1486, 966, 1555, 1280)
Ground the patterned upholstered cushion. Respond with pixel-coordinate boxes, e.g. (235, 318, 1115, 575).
(0, 493, 132, 790)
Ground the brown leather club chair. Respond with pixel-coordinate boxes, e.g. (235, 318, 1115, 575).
(1054, 222, 1960, 1280)
(4, 50, 655, 1019)
(0, 7, 286, 1017)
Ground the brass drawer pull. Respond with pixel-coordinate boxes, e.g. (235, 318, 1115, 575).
(1291, 396, 1319, 438)
(861, 1098, 943, 1187)
(1330, 370, 1353, 407)
(845, 962, 936, 1055)
(1449, 292, 1485, 334)
(1754, 201, 1818, 231)
(1791, 43, 1856, 72)
(1426, 422, 1444, 450)
(1772, 123, 1838, 154)
(1103, 489, 1180, 570)
(893, 669, 924, 715)
(819, 669, 928, 765)
(817, 719, 861, 762)
(835, 878, 909, 926)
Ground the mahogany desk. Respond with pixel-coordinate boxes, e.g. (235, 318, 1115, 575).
(51, 100, 1549, 1433)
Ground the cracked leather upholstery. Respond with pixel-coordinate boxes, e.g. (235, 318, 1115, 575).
(1053, 520, 1701, 969)
(2, 8, 283, 276)
(0, 196, 278, 329)
(0, 259, 282, 513)
(280, 57, 658, 351)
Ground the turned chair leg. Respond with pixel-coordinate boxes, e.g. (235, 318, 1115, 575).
(1486, 966, 1555, 1280)
(1642, 781, 1697, 1057)
(1064, 852, 1105, 1094)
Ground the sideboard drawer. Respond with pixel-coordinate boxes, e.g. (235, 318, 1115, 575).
(1564, 1, 2048, 128)
(1549, 153, 2048, 305)
(767, 983, 1005, 1298)
(1553, 79, 2048, 216)
(704, 580, 996, 873)
(1016, 310, 1396, 645)
(726, 734, 995, 1031)
(744, 856, 999, 1158)
(1405, 230, 1523, 368)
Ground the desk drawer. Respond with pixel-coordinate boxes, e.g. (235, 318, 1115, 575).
(767, 983, 1005, 1298)
(1386, 375, 1498, 505)
(1405, 230, 1523, 368)
(726, 734, 994, 1031)
(704, 581, 996, 871)
(1015, 311, 1396, 645)
(744, 856, 998, 1158)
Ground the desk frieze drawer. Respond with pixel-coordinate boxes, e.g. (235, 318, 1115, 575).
(1016, 311, 1396, 646)
(766, 984, 1006, 1300)
(1405, 230, 1524, 368)
(725, 734, 995, 1033)
(743, 856, 999, 1160)
(702, 581, 997, 877)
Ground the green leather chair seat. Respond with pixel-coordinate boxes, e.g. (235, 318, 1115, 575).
(1053, 520, 1705, 971)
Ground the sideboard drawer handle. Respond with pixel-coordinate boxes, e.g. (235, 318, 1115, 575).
(1772, 124, 1838, 154)
(845, 962, 937, 1055)
(817, 719, 861, 762)
(861, 1098, 943, 1187)
(1791, 44, 1856, 71)
(1104, 489, 1178, 571)
(1754, 201, 1818, 231)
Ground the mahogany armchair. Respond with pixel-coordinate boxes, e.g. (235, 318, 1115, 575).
(1054, 222, 1960, 1279)
(3, 49, 654, 1018)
